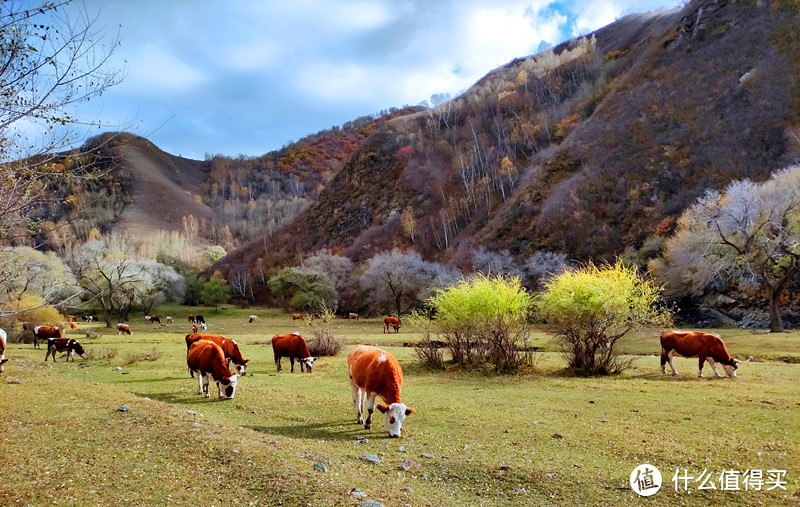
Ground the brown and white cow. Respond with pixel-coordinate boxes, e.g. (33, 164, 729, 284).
(383, 317, 400, 333)
(347, 345, 414, 437)
(70, 322, 78, 329)
(185, 333, 249, 377)
(187, 340, 238, 399)
(660, 330, 740, 378)
(188, 314, 196, 323)
(292, 313, 303, 320)
(0, 328, 8, 375)
(117, 323, 132, 335)
(166, 316, 173, 324)
(191, 323, 199, 333)
(348, 313, 359, 321)
(32, 325, 63, 349)
(248, 315, 260, 323)
(45, 337, 87, 362)
(150, 315, 161, 324)
(271, 332, 315, 373)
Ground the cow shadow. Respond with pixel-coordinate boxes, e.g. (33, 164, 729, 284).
(130, 391, 227, 405)
(248, 420, 387, 441)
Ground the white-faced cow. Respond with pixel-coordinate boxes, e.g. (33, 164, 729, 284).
(248, 315, 260, 323)
(32, 325, 63, 349)
(660, 330, 740, 378)
(45, 337, 87, 362)
(185, 333, 249, 377)
(348, 313, 359, 321)
(0, 328, 8, 375)
(187, 340, 238, 399)
(347, 345, 414, 437)
(166, 316, 173, 324)
(383, 317, 400, 333)
(117, 323, 132, 335)
(145, 315, 151, 323)
(271, 332, 315, 373)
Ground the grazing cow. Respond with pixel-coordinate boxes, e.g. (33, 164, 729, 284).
(32, 325, 63, 349)
(166, 316, 173, 324)
(292, 313, 303, 320)
(70, 322, 78, 329)
(199, 323, 207, 331)
(145, 315, 151, 323)
(271, 332, 315, 373)
(347, 345, 414, 437)
(45, 337, 87, 362)
(660, 330, 740, 378)
(195, 315, 205, 325)
(188, 314, 196, 323)
(0, 328, 8, 375)
(185, 333, 249, 377)
(150, 315, 161, 324)
(67, 315, 75, 323)
(248, 315, 260, 323)
(383, 317, 401, 333)
(117, 323, 132, 335)
(191, 324, 199, 333)
(187, 340, 237, 399)
(348, 313, 359, 321)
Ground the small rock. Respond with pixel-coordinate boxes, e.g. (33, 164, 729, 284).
(355, 435, 369, 444)
(186, 410, 197, 415)
(589, 400, 595, 404)
(349, 489, 367, 499)
(143, 397, 151, 401)
(398, 446, 405, 452)
(6, 379, 21, 384)
(401, 487, 413, 493)
(601, 419, 608, 423)
(551, 433, 564, 439)
(313, 462, 329, 473)
(499, 464, 513, 470)
(361, 454, 380, 464)
(545, 473, 556, 479)
(117, 405, 129, 412)
(356, 501, 384, 507)
(115, 367, 122, 370)
(421, 453, 434, 459)
(504, 429, 511, 433)
(514, 488, 526, 494)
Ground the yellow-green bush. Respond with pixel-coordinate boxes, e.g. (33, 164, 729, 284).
(0, 296, 65, 343)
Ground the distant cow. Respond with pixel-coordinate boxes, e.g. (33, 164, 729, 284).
(145, 315, 151, 323)
(117, 323, 132, 335)
(292, 313, 303, 320)
(166, 316, 173, 324)
(188, 314, 196, 323)
(195, 315, 205, 325)
(271, 332, 315, 373)
(150, 316, 161, 324)
(348, 313, 359, 321)
(67, 315, 75, 323)
(199, 323, 207, 331)
(347, 345, 414, 437)
(45, 337, 87, 362)
(70, 322, 77, 329)
(660, 330, 740, 378)
(82, 315, 95, 322)
(32, 325, 63, 349)
(187, 340, 238, 399)
(383, 317, 400, 333)
(185, 333, 249, 377)
(248, 315, 260, 323)
(191, 324, 199, 333)
(0, 328, 8, 375)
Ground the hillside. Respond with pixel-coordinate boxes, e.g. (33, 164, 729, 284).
(213, 0, 800, 288)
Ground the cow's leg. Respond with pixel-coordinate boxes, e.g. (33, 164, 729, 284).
(707, 357, 722, 378)
(274, 354, 281, 372)
(383, 325, 387, 334)
(666, 350, 679, 375)
(660, 348, 668, 374)
(300, 359, 305, 373)
(698, 355, 706, 378)
(351, 382, 363, 425)
(202, 374, 211, 398)
(290, 357, 295, 373)
(197, 372, 205, 395)
(364, 393, 377, 430)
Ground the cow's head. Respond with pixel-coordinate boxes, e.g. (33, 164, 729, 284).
(71, 340, 88, 359)
(301, 356, 315, 373)
(235, 359, 249, 376)
(217, 375, 238, 399)
(723, 358, 739, 378)
(376, 403, 415, 438)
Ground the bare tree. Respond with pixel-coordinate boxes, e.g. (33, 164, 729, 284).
(657, 166, 800, 332)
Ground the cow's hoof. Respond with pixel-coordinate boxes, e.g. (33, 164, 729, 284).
(365, 424, 371, 430)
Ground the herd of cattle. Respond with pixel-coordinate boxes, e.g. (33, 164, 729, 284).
(0, 314, 741, 436)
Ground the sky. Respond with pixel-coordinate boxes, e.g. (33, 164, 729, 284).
(71, 0, 685, 160)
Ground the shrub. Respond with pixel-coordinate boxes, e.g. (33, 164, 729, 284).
(303, 305, 345, 357)
(423, 274, 535, 374)
(0, 296, 65, 343)
(85, 348, 118, 361)
(409, 313, 445, 370)
(123, 348, 163, 365)
(536, 261, 672, 376)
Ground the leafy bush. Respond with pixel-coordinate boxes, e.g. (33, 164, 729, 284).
(423, 274, 535, 374)
(537, 261, 671, 376)
(269, 267, 337, 313)
(0, 296, 65, 343)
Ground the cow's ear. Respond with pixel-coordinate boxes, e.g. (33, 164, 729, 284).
(243, 359, 249, 364)
(376, 403, 389, 413)
(405, 407, 415, 416)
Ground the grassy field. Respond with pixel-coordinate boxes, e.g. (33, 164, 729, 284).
(1, 305, 798, 505)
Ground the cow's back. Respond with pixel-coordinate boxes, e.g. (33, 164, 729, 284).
(187, 340, 225, 372)
(661, 330, 723, 357)
(348, 345, 403, 398)
(272, 333, 309, 357)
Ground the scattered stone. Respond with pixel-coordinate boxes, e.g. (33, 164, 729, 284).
(355, 435, 369, 443)
(573, 464, 582, 468)
(589, 400, 595, 404)
(601, 419, 608, 423)
(499, 464, 513, 470)
(143, 397, 151, 401)
(397, 446, 405, 452)
(421, 453, 434, 459)
(551, 433, 564, 439)
(396, 459, 417, 471)
(6, 378, 21, 384)
(313, 462, 329, 472)
(186, 410, 197, 415)
(356, 501, 383, 507)
(117, 405, 129, 412)
(504, 429, 511, 433)
(361, 454, 381, 464)
(401, 487, 413, 493)
(545, 473, 556, 479)
(514, 488, 526, 494)
(349, 489, 367, 499)
(115, 367, 122, 370)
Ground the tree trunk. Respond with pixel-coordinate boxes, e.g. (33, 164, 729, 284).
(768, 290, 784, 333)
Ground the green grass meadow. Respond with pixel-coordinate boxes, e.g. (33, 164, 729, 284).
(1, 305, 798, 505)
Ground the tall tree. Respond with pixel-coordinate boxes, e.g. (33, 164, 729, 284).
(655, 166, 800, 332)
